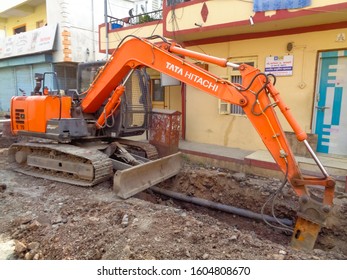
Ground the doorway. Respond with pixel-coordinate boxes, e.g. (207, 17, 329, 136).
(313, 50, 347, 156)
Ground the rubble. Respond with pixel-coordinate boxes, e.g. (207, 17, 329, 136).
(0, 146, 346, 260)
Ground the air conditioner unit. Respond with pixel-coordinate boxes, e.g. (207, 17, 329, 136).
(160, 73, 181, 86)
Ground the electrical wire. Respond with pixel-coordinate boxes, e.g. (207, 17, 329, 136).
(150, 19, 161, 36)
(238, 72, 277, 116)
(107, 0, 114, 17)
(260, 158, 294, 232)
(168, 2, 184, 41)
(259, 95, 293, 231)
(239, 69, 293, 232)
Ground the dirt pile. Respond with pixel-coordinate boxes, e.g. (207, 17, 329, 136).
(0, 144, 347, 260)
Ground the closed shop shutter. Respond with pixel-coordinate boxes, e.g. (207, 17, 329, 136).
(0, 63, 52, 113)
(15, 65, 33, 97)
(33, 63, 52, 77)
(0, 68, 15, 112)
(15, 64, 52, 96)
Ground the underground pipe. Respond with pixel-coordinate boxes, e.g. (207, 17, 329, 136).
(150, 186, 293, 226)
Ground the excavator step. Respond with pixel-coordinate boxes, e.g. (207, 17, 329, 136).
(113, 152, 182, 199)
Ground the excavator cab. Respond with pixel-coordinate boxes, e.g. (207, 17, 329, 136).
(76, 61, 152, 138)
(42, 72, 61, 96)
(77, 61, 106, 93)
(30, 72, 60, 96)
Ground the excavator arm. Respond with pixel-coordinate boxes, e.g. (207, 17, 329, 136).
(81, 36, 335, 250)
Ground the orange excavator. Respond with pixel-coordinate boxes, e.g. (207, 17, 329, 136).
(9, 35, 335, 250)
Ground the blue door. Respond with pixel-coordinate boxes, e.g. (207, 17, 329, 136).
(314, 51, 347, 156)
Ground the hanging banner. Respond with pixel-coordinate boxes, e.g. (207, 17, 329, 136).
(265, 55, 294, 76)
(0, 24, 57, 59)
(254, 0, 311, 12)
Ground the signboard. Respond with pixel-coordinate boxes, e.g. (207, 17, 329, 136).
(265, 55, 294, 76)
(0, 24, 57, 59)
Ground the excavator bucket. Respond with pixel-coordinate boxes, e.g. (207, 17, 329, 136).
(290, 216, 321, 251)
(113, 152, 182, 199)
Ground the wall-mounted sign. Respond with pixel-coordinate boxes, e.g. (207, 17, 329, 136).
(265, 55, 294, 76)
(0, 24, 57, 59)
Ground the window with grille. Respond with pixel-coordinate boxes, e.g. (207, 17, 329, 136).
(219, 58, 257, 116)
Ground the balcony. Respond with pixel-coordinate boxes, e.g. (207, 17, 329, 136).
(99, 9, 164, 53)
(108, 9, 163, 30)
(0, 0, 45, 19)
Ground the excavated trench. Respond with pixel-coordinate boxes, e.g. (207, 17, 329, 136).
(135, 164, 347, 254)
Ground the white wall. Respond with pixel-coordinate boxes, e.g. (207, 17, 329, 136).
(46, 0, 162, 63)
(47, 0, 108, 62)
(108, 0, 162, 19)
(0, 0, 27, 13)
(108, 0, 134, 19)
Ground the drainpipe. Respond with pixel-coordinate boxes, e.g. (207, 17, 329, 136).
(181, 83, 186, 140)
(151, 186, 293, 226)
(91, 0, 96, 61)
(104, 0, 109, 58)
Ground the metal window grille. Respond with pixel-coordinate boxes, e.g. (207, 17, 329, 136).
(230, 75, 245, 115)
(218, 60, 256, 116)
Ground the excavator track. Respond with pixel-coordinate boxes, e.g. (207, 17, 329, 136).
(117, 139, 159, 160)
(8, 142, 113, 186)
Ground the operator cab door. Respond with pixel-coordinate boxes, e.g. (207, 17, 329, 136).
(313, 50, 347, 156)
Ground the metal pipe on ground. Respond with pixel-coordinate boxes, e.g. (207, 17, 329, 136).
(150, 186, 293, 226)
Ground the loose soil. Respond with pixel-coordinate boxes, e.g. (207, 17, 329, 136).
(0, 138, 347, 260)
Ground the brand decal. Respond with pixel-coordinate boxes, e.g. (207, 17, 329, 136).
(166, 62, 218, 92)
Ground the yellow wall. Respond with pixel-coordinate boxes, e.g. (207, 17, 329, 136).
(185, 27, 347, 150)
(166, 85, 182, 112)
(4, 3, 46, 34)
(166, 0, 251, 32)
(166, 0, 347, 32)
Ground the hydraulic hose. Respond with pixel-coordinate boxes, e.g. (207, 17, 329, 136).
(150, 186, 293, 226)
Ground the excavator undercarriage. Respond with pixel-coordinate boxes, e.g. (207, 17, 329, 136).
(9, 138, 181, 199)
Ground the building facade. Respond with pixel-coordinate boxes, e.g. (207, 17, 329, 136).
(99, 0, 347, 157)
(0, 0, 108, 114)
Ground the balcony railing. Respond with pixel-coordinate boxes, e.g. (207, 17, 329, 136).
(108, 10, 163, 30)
